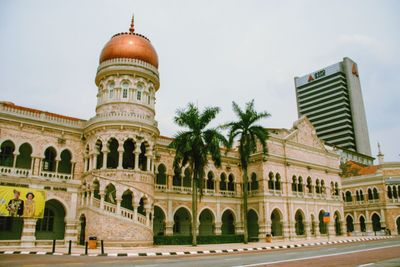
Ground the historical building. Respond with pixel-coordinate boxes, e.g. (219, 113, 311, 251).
(294, 58, 373, 165)
(341, 148, 400, 236)
(0, 18, 346, 248)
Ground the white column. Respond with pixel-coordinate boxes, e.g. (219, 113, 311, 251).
(99, 191, 105, 210)
(134, 144, 141, 171)
(117, 145, 124, 170)
(102, 150, 108, 169)
(116, 198, 122, 215)
(20, 218, 37, 248)
(12, 152, 18, 168)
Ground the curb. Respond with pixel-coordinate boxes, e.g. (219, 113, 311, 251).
(0, 236, 393, 257)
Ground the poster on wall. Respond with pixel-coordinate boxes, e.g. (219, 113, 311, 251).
(0, 185, 46, 218)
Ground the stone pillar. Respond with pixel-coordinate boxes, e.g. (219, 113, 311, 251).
(12, 152, 18, 168)
(102, 150, 108, 169)
(145, 208, 151, 227)
(134, 143, 141, 171)
(117, 145, 124, 170)
(116, 198, 122, 215)
(55, 159, 60, 174)
(20, 218, 37, 248)
(64, 219, 78, 246)
(37, 157, 43, 175)
(84, 156, 88, 172)
(134, 152, 140, 171)
(88, 190, 93, 206)
(283, 221, 290, 241)
(99, 191, 105, 210)
(133, 204, 138, 221)
(151, 155, 156, 172)
(167, 174, 173, 190)
(146, 152, 152, 172)
(215, 222, 222, 235)
(305, 221, 312, 239)
(71, 162, 76, 179)
(328, 222, 335, 237)
(30, 157, 36, 175)
(80, 192, 85, 207)
(165, 221, 174, 236)
(93, 153, 98, 170)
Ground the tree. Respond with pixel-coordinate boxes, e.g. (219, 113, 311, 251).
(169, 103, 227, 246)
(224, 100, 270, 243)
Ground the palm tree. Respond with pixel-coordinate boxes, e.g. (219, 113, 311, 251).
(169, 103, 227, 246)
(224, 100, 270, 243)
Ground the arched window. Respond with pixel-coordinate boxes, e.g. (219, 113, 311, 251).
(43, 147, 57, 172)
(295, 210, 305, 236)
(373, 188, 379, 200)
(393, 186, 398, 199)
(122, 139, 135, 169)
(307, 177, 313, 193)
(220, 173, 227, 191)
(268, 172, 274, 190)
(207, 171, 214, 190)
(298, 176, 303, 192)
(250, 173, 258, 191)
(136, 83, 143, 101)
(321, 180, 326, 194)
(275, 173, 281, 191)
(228, 174, 235, 192)
(16, 143, 32, 169)
(95, 140, 103, 169)
(359, 189, 364, 201)
(121, 81, 129, 98)
(372, 214, 381, 232)
(345, 191, 352, 202)
(172, 169, 181, 186)
(360, 216, 366, 232)
(0, 140, 15, 167)
(107, 138, 119, 169)
(356, 190, 360, 201)
(108, 82, 114, 99)
(138, 197, 146, 216)
(368, 188, 373, 200)
(387, 186, 393, 199)
(138, 143, 147, 171)
(156, 164, 167, 185)
(316, 179, 320, 194)
(292, 176, 297, 192)
(58, 149, 72, 174)
(335, 182, 339, 196)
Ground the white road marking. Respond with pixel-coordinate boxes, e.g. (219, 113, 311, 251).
(358, 264, 375, 267)
(231, 244, 400, 267)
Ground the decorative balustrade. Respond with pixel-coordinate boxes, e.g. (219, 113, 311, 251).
(40, 171, 72, 180)
(172, 186, 192, 193)
(204, 189, 215, 195)
(137, 214, 147, 225)
(87, 111, 157, 127)
(0, 166, 31, 177)
(220, 190, 235, 197)
(103, 202, 116, 213)
(120, 207, 134, 220)
(0, 102, 85, 128)
(155, 184, 167, 191)
(92, 169, 153, 184)
(92, 198, 100, 208)
(269, 189, 282, 196)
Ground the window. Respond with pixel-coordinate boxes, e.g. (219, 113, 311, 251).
(148, 95, 151, 104)
(108, 82, 114, 99)
(137, 91, 142, 101)
(122, 82, 129, 98)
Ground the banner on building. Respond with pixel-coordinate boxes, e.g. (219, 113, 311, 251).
(0, 185, 46, 218)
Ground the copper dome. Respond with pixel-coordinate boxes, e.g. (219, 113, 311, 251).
(99, 17, 159, 68)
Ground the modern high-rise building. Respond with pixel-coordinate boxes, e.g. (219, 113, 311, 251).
(294, 57, 372, 157)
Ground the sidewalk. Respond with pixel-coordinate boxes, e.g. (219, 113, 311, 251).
(0, 235, 394, 257)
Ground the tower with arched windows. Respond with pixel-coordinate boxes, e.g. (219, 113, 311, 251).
(80, 17, 160, 245)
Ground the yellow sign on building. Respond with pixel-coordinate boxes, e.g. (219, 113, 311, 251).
(0, 185, 46, 218)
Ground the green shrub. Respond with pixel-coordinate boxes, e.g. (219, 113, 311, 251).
(153, 235, 244, 245)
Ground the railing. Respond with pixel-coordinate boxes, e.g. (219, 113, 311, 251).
(204, 189, 215, 195)
(249, 189, 259, 196)
(120, 207, 134, 220)
(269, 189, 282, 196)
(137, 214, 147, 225)
(40, 171, 72, 180)
(0, 102, 85, 128)
(103, 202, 116, 213)
(0, 166, 31, 176)
(388, 198, 399, 203)
(220, 190, 235, 197)
(172, 186, 192, 193)
(155, 184, 167, 191)
(92, 169, 153, 184)
(368, 199, 380, 204)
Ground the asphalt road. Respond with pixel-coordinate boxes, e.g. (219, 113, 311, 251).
(1, 238, 399, 267)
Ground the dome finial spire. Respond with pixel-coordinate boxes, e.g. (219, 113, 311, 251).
(129, 14, 135, 33)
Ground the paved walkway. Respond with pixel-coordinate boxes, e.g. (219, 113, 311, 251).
(0, 235, 393, 257)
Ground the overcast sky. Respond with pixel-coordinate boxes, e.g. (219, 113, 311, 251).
(1, 0, 399, 161)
